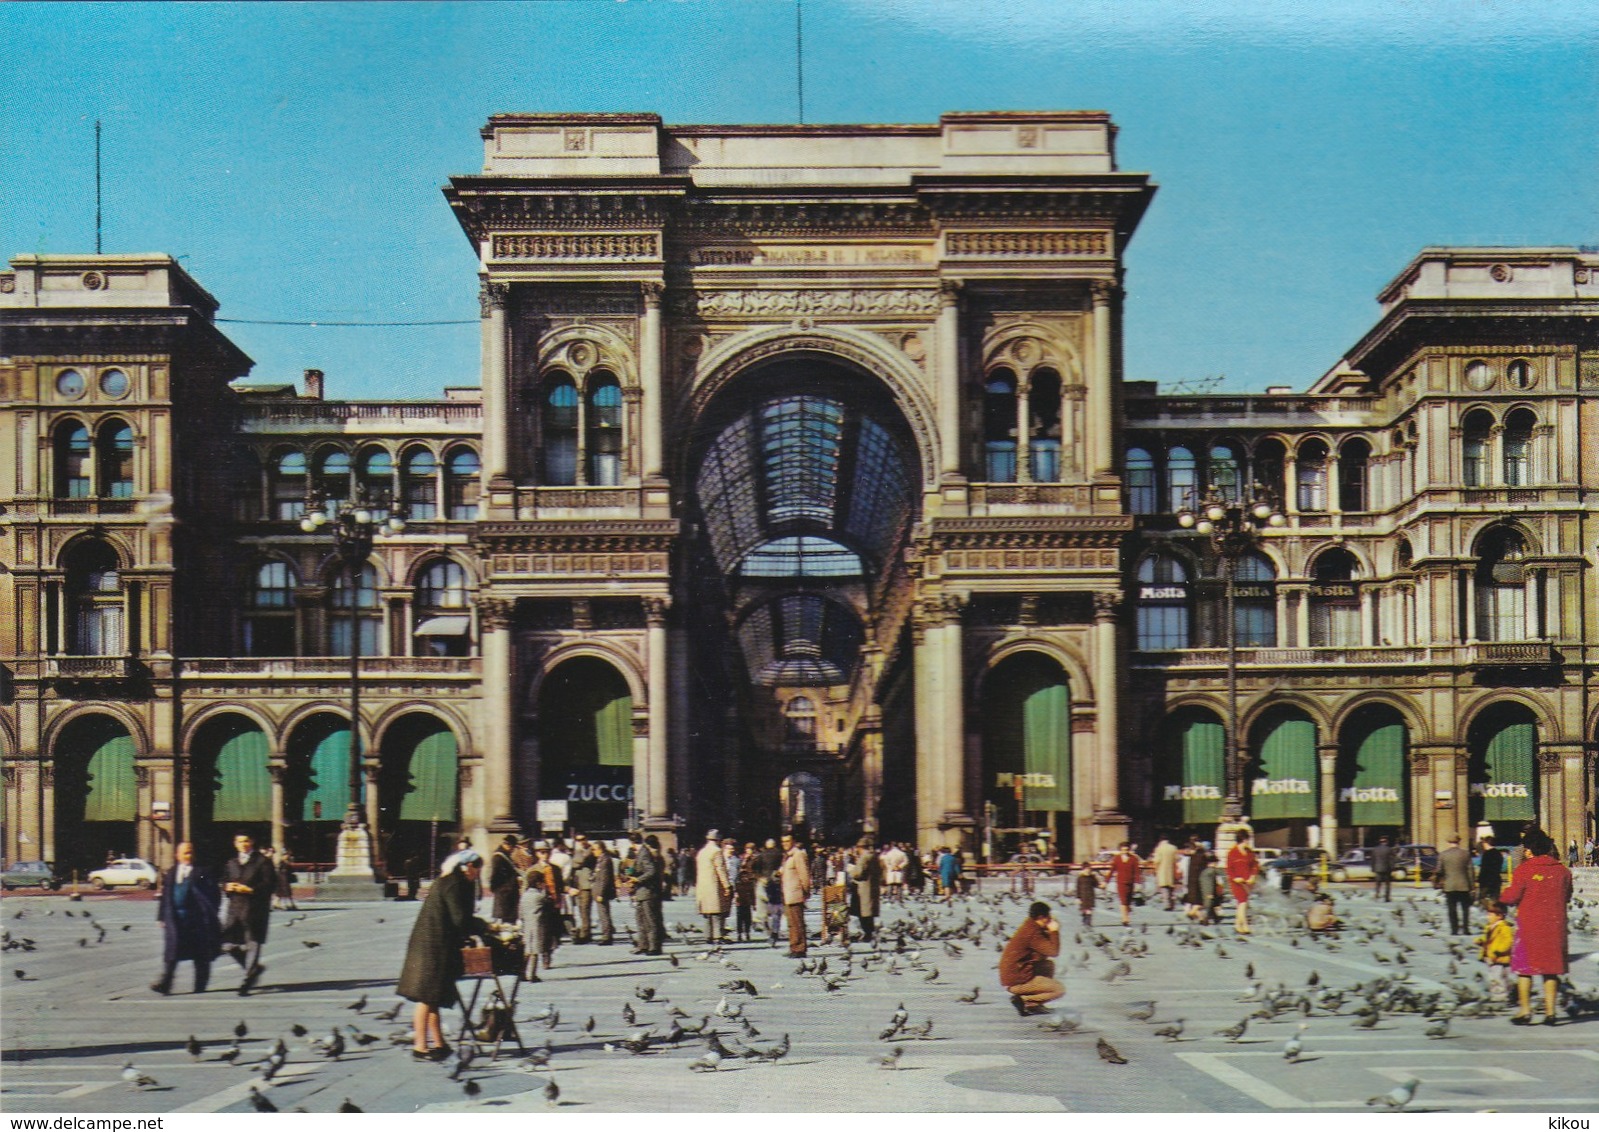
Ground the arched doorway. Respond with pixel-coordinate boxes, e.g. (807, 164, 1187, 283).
(537, 657, 634, 837)
(283, 714, 356, 864)
(52, 715, 137, 873)
(1156, 706, 1226, 840)
(780, 771, 823, 841)
(686, 355, 922, 838)
(378, 714, 460, 877)
(189, 714, 272, 863)
(1336, 705, 1408, 852)
(981, 653, 1072, 860)
(1247, 707, 1319, 848)
(1467, 702, 1539, 843)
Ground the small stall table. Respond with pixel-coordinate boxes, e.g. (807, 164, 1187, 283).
(454, 936, 527, 1060)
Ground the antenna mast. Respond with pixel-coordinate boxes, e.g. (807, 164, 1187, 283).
(796, 0, 805, 125)
(95, 120, 102, 254)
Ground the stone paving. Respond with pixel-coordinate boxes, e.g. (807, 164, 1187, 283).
(2, 878, 1596, 1114)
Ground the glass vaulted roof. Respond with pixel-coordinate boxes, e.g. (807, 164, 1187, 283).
(738, 594, 865, 687)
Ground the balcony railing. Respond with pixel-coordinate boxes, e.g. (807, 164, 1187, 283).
(183, 657, 480, 676)
(1139, 646, 1433, 667)
(46, 656, 136, 678)
(1469, 642, 1558, 667)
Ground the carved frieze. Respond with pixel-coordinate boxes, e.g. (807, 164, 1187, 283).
(945, 230, 1109, 257)
(670, 288, 942, 319)
(493, 233, 660, 260)
(679, 200, 933, 237)
(477, 520, 678, 557)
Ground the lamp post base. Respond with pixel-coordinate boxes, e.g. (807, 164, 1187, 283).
(319, 807, 385, 901)
(1214, 817, 1253, 859)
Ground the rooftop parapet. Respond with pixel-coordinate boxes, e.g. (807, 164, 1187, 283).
(2, 254, 221, 317)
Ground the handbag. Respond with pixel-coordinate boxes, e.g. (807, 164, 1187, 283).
(460, 944, 493, 977)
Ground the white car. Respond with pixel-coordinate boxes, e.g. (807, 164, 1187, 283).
(87, 858, 159, 890)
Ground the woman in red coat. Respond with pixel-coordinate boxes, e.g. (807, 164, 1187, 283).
(1109, 843, 1142, 926)
(1225, 829, 1259, 935)
(1500, 827, 1573, 1026)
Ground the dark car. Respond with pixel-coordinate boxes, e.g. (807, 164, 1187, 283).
(0, 860, 63, 891)
(1263, 848, 1331, 887)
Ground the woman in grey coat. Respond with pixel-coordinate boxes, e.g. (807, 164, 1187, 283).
(396, 851, 484, 1061)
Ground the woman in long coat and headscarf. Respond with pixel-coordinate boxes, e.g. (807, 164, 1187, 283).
(519, 844, 565, 981)
(1501, 827, 1574, 1026)
(397, 850, 485, 1060)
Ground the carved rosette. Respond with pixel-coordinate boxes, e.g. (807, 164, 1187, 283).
(479, 280, 510, 318)
(479, 598, 516, 632)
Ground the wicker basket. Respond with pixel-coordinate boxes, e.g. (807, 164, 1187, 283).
(460, 945, 494, 977)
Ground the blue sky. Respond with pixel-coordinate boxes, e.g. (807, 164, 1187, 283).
(3, 0, 1595, 398)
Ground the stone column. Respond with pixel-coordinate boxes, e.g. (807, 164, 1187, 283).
(1015, 378, 1032, 483)
(478, 598, 517, 836)
(1088, 281, 1117, 478)
(939, 595, 966, 827)
(912, 605, 945, 848)
(644, 597, 671, 823)
(479, 280, 511, 490)
(269, 764, 286, 862)
(1092, 591, 1125, 823)
(936, 280, 964, 481)
(1317, 744, 1339, 852)
(364, 764, 382, 843)
(860, 728, 884, 836)
(639, 282, 665, 483)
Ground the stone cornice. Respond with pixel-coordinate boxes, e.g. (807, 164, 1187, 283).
(679, 198, 933, 238)
(446, 181, 687, 241)
(925, 515, 1131, 551)
(474, 519, 679, 555)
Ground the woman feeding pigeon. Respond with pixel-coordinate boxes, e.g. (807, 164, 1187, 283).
(1500, 827, 1574, 1026)
(396, 849, 486, 1061)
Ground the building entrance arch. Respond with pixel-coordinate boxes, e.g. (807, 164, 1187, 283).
(52, 714, 137, 873)
(980, 652, 1072, 860)
(536, 657, 635, 837)
(1335, 704, 1409, 852)
(188, 713, 272, 863)
(377, 713, 460, 877)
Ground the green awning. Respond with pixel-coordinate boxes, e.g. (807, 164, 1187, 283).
(212, 727, 272, 822)
(595, 689, 633, 768)
(399, 729, 458, 822)
(984, 658, 1070, 812)
(1021, 677, 1071, 812)
(303, 728, 354, 821)
(1347, 722, 1405, 826)
(1164, 717, 1225, 826)
(1252, 717, 1317, 820)
(83, 732, 136, 822)
(1478, 721, 1536, 821)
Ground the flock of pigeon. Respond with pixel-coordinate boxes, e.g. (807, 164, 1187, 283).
(6, 879, 1596, 1112)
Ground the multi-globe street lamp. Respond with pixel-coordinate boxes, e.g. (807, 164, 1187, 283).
(300, 489, 405, 859)
(1176, 487, 1284, 849)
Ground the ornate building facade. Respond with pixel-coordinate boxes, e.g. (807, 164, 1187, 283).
(2, 112, 1596, 874)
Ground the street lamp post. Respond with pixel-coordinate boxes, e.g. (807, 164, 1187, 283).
(300, 488, 404, 881)
(1177, 487, 1284, 853)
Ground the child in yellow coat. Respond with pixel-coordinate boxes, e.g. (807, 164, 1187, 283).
(1478, 901, 1513, 1002)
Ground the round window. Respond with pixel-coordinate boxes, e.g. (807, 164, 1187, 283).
(1506, 359, 1533, 390)
(99, 368, 130, 397)
(1463, 360, 1492, 391)
(55, 369, 86, 398)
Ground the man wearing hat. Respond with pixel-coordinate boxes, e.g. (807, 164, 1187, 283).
(1435, 833, 1476, 936)
(489, 834, 522, 923)
(696, 829, 733, 943)
(629, 834, 665, 955)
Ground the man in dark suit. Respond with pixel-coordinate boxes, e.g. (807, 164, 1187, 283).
(151, 841, 221, 994)
(1370, 837, 1395, 902)
(221, 832, 276, 995)
(628, 834, 664, 955)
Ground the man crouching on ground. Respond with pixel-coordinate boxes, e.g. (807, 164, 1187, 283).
(1000, 900, 1063, 1016)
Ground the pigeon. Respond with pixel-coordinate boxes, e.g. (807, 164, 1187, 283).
(543, 1078, 560, 1108)
(346, 994, 367, 1013)
(217, 1043, 242, 1064)
(1152, 1018, 1185, 1041)
(922, 966, 940, 983)
(247, 1087, 278, 1113)
(461, 1078, 481, 1099)
(290, 1024, 308, 1038)
(1283, 1023, 1308, 1062)
(1127, 1000, 1157, 1022)
(957, 986, 981, 1003)
(235, 1019, 250, 1040)
(1424, 1017, 1450, 1040)
(622, 1002, 637, 1025)
(688, 1049, 722, 1072)
(121, 1061, 159, 1089)
(877, 1022, 902, 1041)
(450, 1044, 477, 1080)
(338, 1099, 363, 1113)
(1214, 1018, 1248, 1042)
(323, 1029, 345, 1059)
(1096, 1037, 1128, 1065)
(13, 970, 34, 981)
(1367, 1078, 1420, 1109)
(301, 940, 322, 948)
(635, 985, 658, 1002)
(583, 1016, 597, 1034)
(873, 1046, 904, 1070)
(185, 1035, 204, 1060)
(375, 1001, 402, 1022)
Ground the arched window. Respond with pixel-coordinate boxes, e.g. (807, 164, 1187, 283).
(542, 375, 579, 485)
(55, 421, 92, 499)
(271, 450, 307, 520)
(784, 696, 817, 743)
(1338, 437, 1371, 512)
(1502, 409, 1534, 487)
(1136, 553, 1190, 650)
(1167, 446, 1196, 512)
(1308, 548, 1360, 647)
(64, 541, 122, 656)
(1462, 410, 1492, 488)
(983, 370, 1017, 482)
(400, 448, 437, 520)
(413, 559, 471, 657)
(1253, 438, 1286, 506)
(314, 449, 351, 509)
(1208, 443, 1241, 504)
(444, 448, 480, 520)
(1126, 447, 1156, 514)
(329, 563, 381, 656)
(1476, 528, 1528, 641)
(1028, 368, 1062, 482)
(1233, 552, 1277, 647)
(1296, 439, 1329, 511)
(586, 373, 623, 486)
(357, 448, 393, 519)
(244, 561, 297, 656)
(97, 422, 134, 499)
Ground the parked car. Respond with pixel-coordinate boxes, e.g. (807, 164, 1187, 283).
(87, 858, 159, 890)
(0, 860, 63, 890)
(1329, 844, 1439, 883)
(1263, 847, 1330, 882)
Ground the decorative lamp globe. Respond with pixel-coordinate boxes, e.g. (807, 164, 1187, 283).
(1268, 513, 1287, 527)
(353, 509, 372, 526)
(1196, 519, 1214, 535)
(299, 518, 317, 533)
(1177, 512, 1195, 528)
(1206, 505, 1226, 523)
(1252, 502, 1272, 520)
(386, 516, 406, 533)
